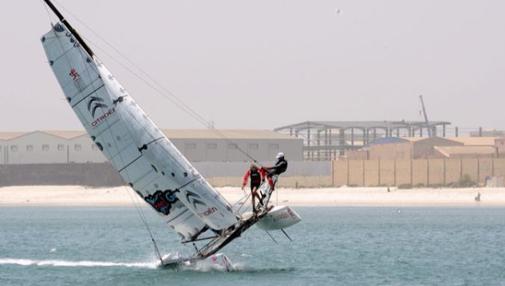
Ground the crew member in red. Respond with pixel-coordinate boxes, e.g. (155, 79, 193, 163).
(241, 163, 266, 214)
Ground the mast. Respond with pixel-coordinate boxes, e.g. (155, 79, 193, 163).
(43, 0, 95, 57)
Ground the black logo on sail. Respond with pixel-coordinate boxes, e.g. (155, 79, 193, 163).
(87, 96, 108, 118)
(186, 191, 206, 210)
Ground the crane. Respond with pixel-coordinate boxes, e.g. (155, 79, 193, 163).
(419, 95, 432, 137)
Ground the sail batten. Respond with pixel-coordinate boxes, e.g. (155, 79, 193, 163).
(42, 21, 238, 241)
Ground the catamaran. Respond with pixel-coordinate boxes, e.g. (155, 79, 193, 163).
(40, 0, 301, 268)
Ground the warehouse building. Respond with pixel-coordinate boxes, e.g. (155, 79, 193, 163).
(346, 137, 462, 160)
(346, 136, 504, 160)
(0, 130, 303, 164)
(433, 146, 498, 159)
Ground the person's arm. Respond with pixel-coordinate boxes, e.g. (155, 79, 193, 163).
(262, 165, 272, 172)
(259, 168, 266, 182)
(242, 170, 250, 189)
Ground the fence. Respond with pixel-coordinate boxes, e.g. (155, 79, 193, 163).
(3, 160, 502, 188)
(0, 161, 333, 188)
(332, 158, 505, 187)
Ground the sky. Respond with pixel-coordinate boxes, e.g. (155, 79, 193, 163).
(0, 0, 504, 132)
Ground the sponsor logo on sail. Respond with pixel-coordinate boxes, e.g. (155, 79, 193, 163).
(88, 96, 107, 117)
(185, 191, 206, 210)
(69, 68, 80, 81)
(143, 189, 180, 216)
(87, 96, 116, 127)
(200, 207, 218, 217)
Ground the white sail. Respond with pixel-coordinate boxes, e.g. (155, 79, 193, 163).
(41, 23, 238, 240)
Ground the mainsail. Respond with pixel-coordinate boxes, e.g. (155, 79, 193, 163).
(41, 21, 238, 241)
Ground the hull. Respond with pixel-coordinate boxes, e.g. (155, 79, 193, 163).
(256, 206, 302, 231)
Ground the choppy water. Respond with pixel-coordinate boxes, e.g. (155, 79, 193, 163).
(1, 206, 505, 285)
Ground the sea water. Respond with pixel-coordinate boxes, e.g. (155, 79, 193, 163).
(1, 206, 505, 285)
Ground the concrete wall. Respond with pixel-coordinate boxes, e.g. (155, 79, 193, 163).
(428, 159, 444, 185)
(496, 138, 505, 157)
(380, 160, 396, 186)
(0, 161, 332, 188)
(445, 159, 461, 184)
(479, 158, 494, 183)
(0, 143, 4, 165)
(364, 160, 379, 186)
(5, 157, 505, 188)
(395, 160, 411, 186)
(412, 160, 428, 186)
(0, 163, 123, 187)
(208, 176, 333, 188)
(193, 161, 331, 177)
(348, 160, 364, 186)
(333, 160, 348, 186)
(332, 158, 505, 187)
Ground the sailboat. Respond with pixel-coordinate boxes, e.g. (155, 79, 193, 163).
(40, 0, 301, 268)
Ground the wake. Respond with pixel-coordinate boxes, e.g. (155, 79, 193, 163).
(0, 257, 292, 273)
(0, 258, 158, 269)
(0, 257, 240, 272)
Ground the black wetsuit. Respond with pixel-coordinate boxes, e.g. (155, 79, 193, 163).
(268, 158, 288, 177)
(249, 169, 263, 191)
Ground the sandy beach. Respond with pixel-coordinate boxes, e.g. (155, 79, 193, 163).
(1, 186, 505, 207)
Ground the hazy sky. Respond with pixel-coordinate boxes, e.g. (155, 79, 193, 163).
(1, 0, 504, 131)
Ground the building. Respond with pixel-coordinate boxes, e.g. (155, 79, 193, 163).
(275, 120, 451, 160)
(165, 129, 303, 162)
(448, 137, 498, 147)
(433, 146, 497, 159)
(469, 129, 505, 137)
(346, 137, 462, 160)
(0, 129, 303, 165)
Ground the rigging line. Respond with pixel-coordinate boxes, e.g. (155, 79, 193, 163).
(130, 191, 164, 264)
(232, 190, 249, 208)
(123, 186, 163, 263)
(50, 0, 259, 162)
(85, 36, 258, 162)
(89, 42, 210, 128)
(235, 191, 252, 214)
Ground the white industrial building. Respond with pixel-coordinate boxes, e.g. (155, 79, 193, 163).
(0, 130, 303, 164)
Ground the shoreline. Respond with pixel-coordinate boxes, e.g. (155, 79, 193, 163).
(1, 186, 505, 208)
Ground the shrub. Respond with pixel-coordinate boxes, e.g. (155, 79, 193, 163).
(453, 174, 477, 188)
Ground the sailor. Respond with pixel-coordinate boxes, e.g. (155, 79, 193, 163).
(242, 163, 265, 213)
(262, 152, 288, 191)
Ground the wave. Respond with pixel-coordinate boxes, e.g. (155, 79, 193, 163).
(0, 258, 158, 269)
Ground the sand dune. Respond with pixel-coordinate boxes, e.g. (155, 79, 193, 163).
(1, 186, 505, 207)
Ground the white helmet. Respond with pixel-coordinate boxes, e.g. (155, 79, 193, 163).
(276, 152, 285, 159)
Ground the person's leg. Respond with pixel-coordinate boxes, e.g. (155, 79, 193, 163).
(267, 175, 275, 190)
(254, 192, 263, 206)
(251, 186, 257, 213)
